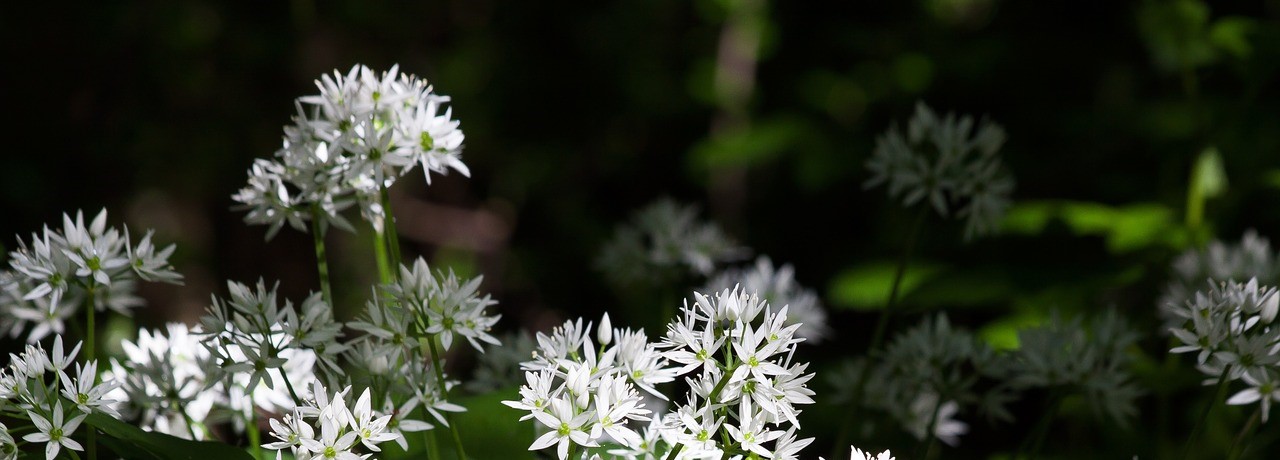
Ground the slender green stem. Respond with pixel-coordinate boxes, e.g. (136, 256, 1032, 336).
(426, 337, 467, 459)
(831, 206, 928, 458)
(868, 206, 928, 354)
(913, 396, 943, 460)
(379, 184, 403, 266)
(664, 444, 684, 460)
(1183, 365, 1234, 460)
(248, 410, 261, 459)
(1227, 407, 1261, 460)
(85, 287, 97, 460)
(1016, 393, 1062, 460)
(423, 421, 440, 460)
(567, 443, 577, 460)
(373, 227, 393, 285)
(310, 206, 334, 307)
(275, 367, 301, 404)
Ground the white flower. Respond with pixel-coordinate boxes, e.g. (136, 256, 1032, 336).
(23, 401, 86, 460)
(1227, 371, 1280, 423)
(529, 398, 598, 460)
(0, 422, 17, 460)
(348, 388, 398, 451)
(908, 393, 968, 446)
(59, 360, 120, 417)
(820, 446, 895, 460)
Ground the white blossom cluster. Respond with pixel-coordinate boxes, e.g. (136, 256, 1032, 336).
(196, 281, 341, 417)
(1167, 278, 1280, 421)
(864, 102, 1013, 240)
(597, 199, 746, 288)
(263, 381, 405, 460)
(819, 446, 895, 460)
(506, 287, 818, 460)
(0, 336, 119, 460)
(2, 209, 182, 342)
(504, 313, 675, 459)
(232, 64, 468, 239)
(1159, 231, 1279, 330)
(102, 323, 220, 439)
(706, 257, 830, 343)
(341, 257, 502, 441)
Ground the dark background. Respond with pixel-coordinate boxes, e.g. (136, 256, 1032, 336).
(4, 0, 1280, 457)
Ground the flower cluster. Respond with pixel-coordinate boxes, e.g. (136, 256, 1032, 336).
(820, 446, 896, 460)
(507, 287, 818, 460)
(1168, 278, 1280, 421)
(233, 64, 468, 238)
(263, 381, 405, 460)
(2, 209, 182, 342)
(103, 323, 224, 439)
(597, 199, 745, 288)
(197, 280, 341, 419)
(0, 336, 119, 460)
(864, 102, 1013, 240)
(705, 256, 830, 343)
(1159, 231, 1279, 329)
(505, 314, 672, 459)
(1006, 310, 1142, 424)
(342, 257, 501, 440)
(843, 315, 1008, 447)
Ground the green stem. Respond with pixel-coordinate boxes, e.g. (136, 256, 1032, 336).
(426, 337, 466, 459)
(373, 227, 393, 285)
(380, 184, 403, 265)
(831, 206, 928, 458)
(275, 367, 301, 404)
(423, 422, 440, 460)
(1019, 393, 1062, 460)
(913, 396, 943, 460)
(85, 287, 97, 460)
(1182, 365, 1234, 460)
(567, 443, 577, 460)
(1227, 407, 1261, 460)
(664, 444, 684, 460)
(310, 206, 334, 308)
(248, 410, 261, 459)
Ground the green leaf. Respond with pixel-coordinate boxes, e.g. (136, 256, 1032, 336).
(1185, 146, 1227, 229)
(1001, 200, 1183, 252)
(451, 388, 537, 460)
(1208, 17, 1255, 59)
(827, 261, 944, 310)
(85, 413, 254, 460)
(978, 311, 1047, 351)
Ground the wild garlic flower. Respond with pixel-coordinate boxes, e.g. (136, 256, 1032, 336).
(196, 279, 338, 426)
(381, 258, 501, 353)
(507, 313, 670, 459)
(1008, 310, 1142, 425)
(341, 259, 499, 440)
(104, 323, 223, 440)
(0, 422, 16, 460)
(0, 336, 117, 460)
(861, 314, 1006, 446)
(263, 381, 401, 460)
(234, 64, 468, 238)
(819, 446, 896, 460)
(24, 401, 86, 460)
(509, 287, 818, 460)
(1170, 278, 1280, 422)
(597, 199, 746, 289)
(706, 257, 830, 343)
(2, 209, 182, 341)
(1159, 231, 1279, 330)
(864, 102, 1013, 240)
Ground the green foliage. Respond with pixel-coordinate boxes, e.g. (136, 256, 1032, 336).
(84, 413, 253, 460)
(827, 261, 944, 310)
(1002, 200, 1188, 252)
